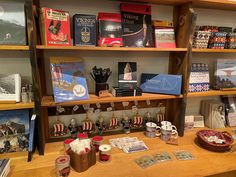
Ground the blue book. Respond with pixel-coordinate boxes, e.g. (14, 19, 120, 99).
(50, 57, 89, 103)
(0, 110, 29, 153)
(140, 73, 182, 95)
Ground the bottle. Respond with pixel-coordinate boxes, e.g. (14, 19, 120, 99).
(21, 87, 29, 103)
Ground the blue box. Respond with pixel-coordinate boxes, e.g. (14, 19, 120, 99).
(140, 73, 182, 95)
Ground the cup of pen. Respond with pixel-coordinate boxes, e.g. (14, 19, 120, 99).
(90, 66, 112, 97)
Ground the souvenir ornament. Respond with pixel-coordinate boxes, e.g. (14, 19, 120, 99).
(121, 114, 131, 134)
(96, 114, 106, 135)
(108, 103, 119, 130)
(132, 112, 143, 128)
(68, 118, 78, 139)
(81, 115, 94, 134)
(156, 103, 165, 125)
(51, 120, 67, 137)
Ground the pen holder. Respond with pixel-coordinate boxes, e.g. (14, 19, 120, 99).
(68, 146, 96, 173)
(95, 82, 109, 96)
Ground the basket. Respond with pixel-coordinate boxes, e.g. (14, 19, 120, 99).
(196, 130, 233, 152)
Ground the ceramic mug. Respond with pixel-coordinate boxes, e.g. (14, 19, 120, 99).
(161, 121, 172, 126)
(146, 122, 158, 132)
(160, 125, 178, 142)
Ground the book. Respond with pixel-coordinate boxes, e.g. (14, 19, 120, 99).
(0, 2, 26, 45)
(50, 57, 89, 103)
(118, 62, 137, 89)
(0, 110, 29, 153)
(121, 3, 153, 47)
(214, 59, 236, 89)
(0, 74, 21, 102)
(73, 14, 96, 46)
(189, 63, 210, 92)
(154, 28, 176, 48)
(28, 114, 36, 162)
(40, 7, 71, 46)
(98, 12, 122, 47)
(221, 96, 236, 127)
(0, 159, 10, 177)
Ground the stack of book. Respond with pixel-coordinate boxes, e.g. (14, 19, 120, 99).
(0, 159, 10, 177)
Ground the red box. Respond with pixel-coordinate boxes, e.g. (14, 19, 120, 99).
(40, 7, 72, 46)
(98, 12, 122, 47)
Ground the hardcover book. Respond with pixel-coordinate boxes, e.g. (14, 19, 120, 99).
(98, 12, 122, 47)
(121, 3, 153, 47)
(154, 28, 176, 48)
(50, 57, 89, 103)
(73, 14, 96, 46)
(189, 63, 210, 92)
(40, 7, 71, 46)
(214, 59, 236, 89)
(0, 74, 21, 102)
(140, 73, 182, 95)
(0, 2, 26, 45)
(118, 62, 137, 89)
(0, 110, 29, 153)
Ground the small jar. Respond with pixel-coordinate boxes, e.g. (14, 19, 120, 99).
(63, 138, 74, 154)
(21, 87, 29, 103)
(99, 144, 111, 163)
(92, 136, 103, 152)
(55, 155, 70, 177)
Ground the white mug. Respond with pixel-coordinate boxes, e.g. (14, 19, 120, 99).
(160, 125, 178, 141)
(161, 121, 172, 127)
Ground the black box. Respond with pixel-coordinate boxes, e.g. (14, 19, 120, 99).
(73, 14, 96, 46)
(118, 62, 137, 89)
(112, 87, 142, 97)
(120, 3, 153, 47)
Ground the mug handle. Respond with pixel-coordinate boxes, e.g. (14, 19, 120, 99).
(171, 125, 177, 131)
(155, 126, 161, 137)
(171, 129, 178, 136)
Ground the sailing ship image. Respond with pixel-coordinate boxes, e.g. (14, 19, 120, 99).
(215, 59, 236, 89)
(50, 57, 89, 103)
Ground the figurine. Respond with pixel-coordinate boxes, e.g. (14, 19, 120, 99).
(132, 112, 143, 128)
(80, 116, 94, 135)
(145, 111, 154, 123)
(156, 103, 165, 126)
(96, 115, 106, 135)
(121, 114, 132, 134)
(51, 120, 67, 137)
(68, 118, 78, 139)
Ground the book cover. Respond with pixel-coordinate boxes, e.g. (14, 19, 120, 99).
(0, 110, 29, 153)
(98, 12, 122, 46)
(189, 63, 210, 92)
(50, 57, 89, 103)
(140, 73, 182, 95)
(0, 2, 26, 45)
(73, 14, 96, 46)
(215, 59, 236, 89)
(40, 7, 71, 46)
(118, 62, 137, 89)
(0, 74, 21, 102)
(121, 3, 153, 47)
(154, 28, 176, 48)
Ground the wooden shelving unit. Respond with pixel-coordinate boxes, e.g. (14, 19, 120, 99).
(192, 49, 236, 53)
(0, 45, 29, 51)
(36, 45, 187, 52)
(41, 94, 183, 107)
(188, 90, 236, 97)
(0, 102, 34, 111)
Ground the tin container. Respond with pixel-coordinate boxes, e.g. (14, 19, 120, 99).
(55, 155, 70, 177)
(92, 136, 103, 152)
(63, 138, 74, 154)
(99, 144, 111, 162)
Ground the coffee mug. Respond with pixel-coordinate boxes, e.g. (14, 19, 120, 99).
(160, 125, 178, 142)
(146, 122, 158, 132)
(161, 121, 172, 126)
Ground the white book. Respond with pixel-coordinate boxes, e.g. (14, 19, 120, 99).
(0, 74, 21, 102)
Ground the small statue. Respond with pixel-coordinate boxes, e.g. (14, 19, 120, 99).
(96, 115, 106, 135)
(121, 114, 132, 134)
(145, 111, 154, 123)
(108, 113, 119, 130)
(80, 116, 94, 135)
(132, 112, 143, 128)
(68, 118, 78, 139)
(51, 120, 67, 137)
(156, 103, 165, 126)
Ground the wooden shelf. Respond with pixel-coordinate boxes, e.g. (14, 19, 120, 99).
(188, 90, 236, 97)
(41, 93, 183, 107)
(36, 45, 187, 52)
(128, 0, 236, 10)
(192, 49, 236, 53)
(0, 45, 29, 51)
(0, 102, 34, 111)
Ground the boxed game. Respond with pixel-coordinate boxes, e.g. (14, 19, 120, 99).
(121, 3, 153, 47)
(0, 2, 26, 45)
(214, 59, 236, 89)
(140, 73, 182, 95)
(40, 7, 71, 46)
(189, 63, 210, 92)
(112, 87, 142, 97)
(73, 14, 96, 46)
(50, 57, 89, 103)
(118, 62, 137, 89)
(98, 12, 122, 47)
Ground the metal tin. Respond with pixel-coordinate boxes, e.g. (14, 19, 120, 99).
(55, 155, 70, 177)
(99, 144, 111, 162)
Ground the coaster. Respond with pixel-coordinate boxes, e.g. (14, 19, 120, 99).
(135, 156, 156, 169)
(153, 152, 172, 162)
(174, 151, 195, 160)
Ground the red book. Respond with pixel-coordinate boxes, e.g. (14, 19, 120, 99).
(98, 12, 122, 47)
(40, 7, 72, 46)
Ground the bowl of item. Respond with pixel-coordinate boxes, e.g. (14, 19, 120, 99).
(196, 129, 233, 152)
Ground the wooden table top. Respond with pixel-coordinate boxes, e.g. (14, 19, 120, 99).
(6, 128, 236, 177)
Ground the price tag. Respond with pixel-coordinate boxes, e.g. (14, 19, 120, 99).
(73, 105, 79, 112)
(96, 103, 101, 108)
(107, 107, 113, 112)
(122, 102, 129, 107)
(83, 104, 90, 110)
(146, 100, 151, 106)
(57, 106, 65, 113)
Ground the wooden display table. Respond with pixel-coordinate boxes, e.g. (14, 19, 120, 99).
(6, 128, 236, 177)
